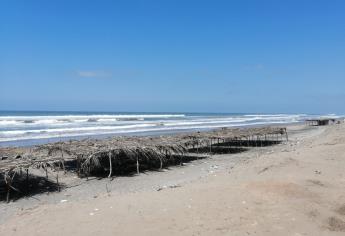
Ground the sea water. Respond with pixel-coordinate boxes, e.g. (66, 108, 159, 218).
(0, 111, 336, 147)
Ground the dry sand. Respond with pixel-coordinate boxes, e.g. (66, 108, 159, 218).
(1, 123, 345, 235)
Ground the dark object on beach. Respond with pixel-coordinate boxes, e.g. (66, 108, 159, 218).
(306, 119, 336, 126)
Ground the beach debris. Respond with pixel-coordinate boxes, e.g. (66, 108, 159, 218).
(89, 212, 94, 216)
(156, 184, 181, 191)
(170, 184, 181, 188)
(315, 170, 322, 175)
(157, 185, 167, 191)
(60, 199, 68, 203)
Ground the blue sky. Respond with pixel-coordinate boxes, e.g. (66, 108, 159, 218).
(1, 0, 344, 114)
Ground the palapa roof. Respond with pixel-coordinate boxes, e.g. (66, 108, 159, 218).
(0, 126, 286, 174)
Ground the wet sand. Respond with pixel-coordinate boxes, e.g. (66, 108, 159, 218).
(1, 123, 345, 235)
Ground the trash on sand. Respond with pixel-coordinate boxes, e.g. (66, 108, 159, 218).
(157, 184, 181, 191)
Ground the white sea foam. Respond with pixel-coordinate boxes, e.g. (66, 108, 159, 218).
(0, 113, 312, 144)
(0, 123, 157, 136)
(0, 114, 185, 121)
(0, 120, 298, 142)
(0, 114, 185, 127)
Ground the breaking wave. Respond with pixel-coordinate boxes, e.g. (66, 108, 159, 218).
(0, 112, 325, 145)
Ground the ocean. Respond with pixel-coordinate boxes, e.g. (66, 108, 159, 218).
(0, 111, 337, 147)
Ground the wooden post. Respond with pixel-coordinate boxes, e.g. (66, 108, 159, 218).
(5, 174, 10, 203)
(86, 165, 89, 181)
(285, 129, 289, 141)
(6, 184, 10, 203)
(61, 160, 66, 174)
(209, 139, 212, 154)
(26, 169, 29, 195)
(108, 151, 112, 178)
(60, 144, 66, 174)
(136, 155, 140, 174)
(77, 156, 80, 177)
(56, 171, 60, 192)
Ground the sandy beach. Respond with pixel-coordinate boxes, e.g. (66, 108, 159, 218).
(2, 1, 344, 235)
(1, 123, 345, 235)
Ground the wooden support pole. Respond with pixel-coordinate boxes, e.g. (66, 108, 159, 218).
(86, 165, 89, 181)
(5, 174, 10, 203)
(136, 155, 140, 174)
(108, 151, 112, 178)
(56, 171, 60, 192)
(77, 156, 80, 177)
(61, 160, 66, 174)
(60, 145, 66, 174)
(6, 184, 10, 203)
(210, 139, 212, 154)
(285, 129, 289, 141)
(26, 169, 29, 195)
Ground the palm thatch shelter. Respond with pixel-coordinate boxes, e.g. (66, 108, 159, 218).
(0, 126, 288, 202)
(306, 118, 336, 126)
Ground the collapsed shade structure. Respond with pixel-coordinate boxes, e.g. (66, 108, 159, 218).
(0, 126, 287, 201)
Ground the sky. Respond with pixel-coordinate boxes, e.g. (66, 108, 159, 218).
(0, 0, 344, 114)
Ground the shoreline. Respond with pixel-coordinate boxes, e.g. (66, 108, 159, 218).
(0, 121, 302, 148)
(1, 111, 328, 148)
